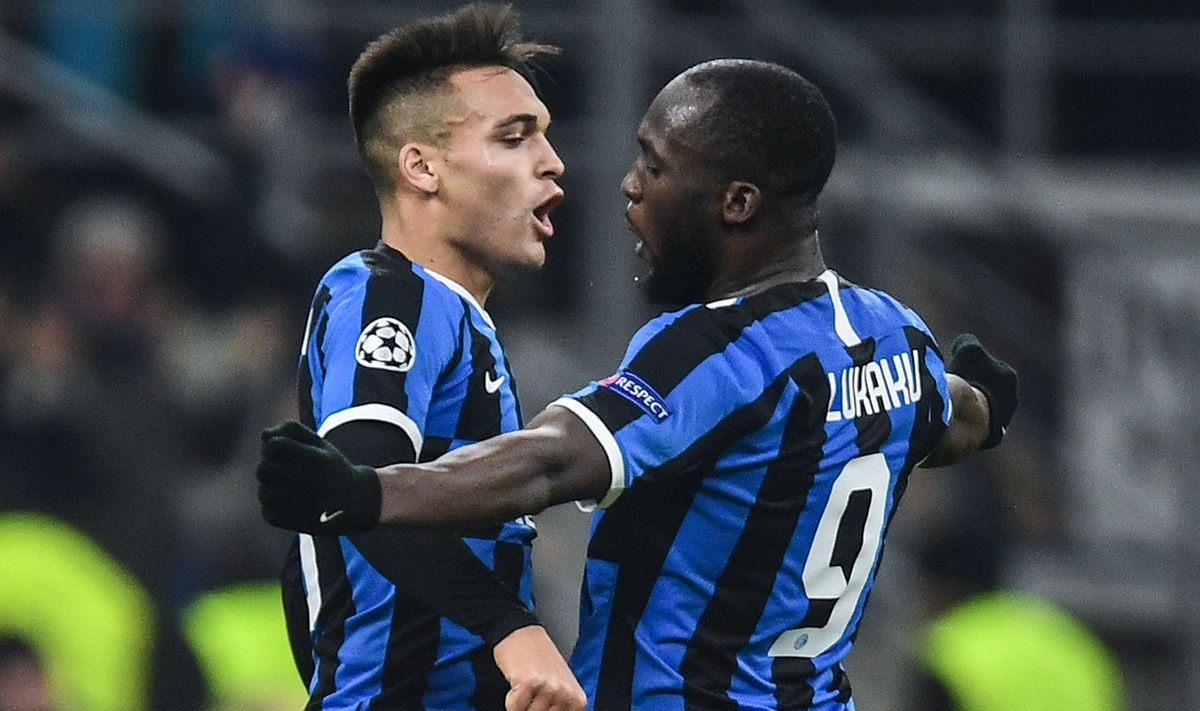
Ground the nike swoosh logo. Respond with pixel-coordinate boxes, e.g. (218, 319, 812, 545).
(319, 510, 344, 524)
(484, 371, 505, 394)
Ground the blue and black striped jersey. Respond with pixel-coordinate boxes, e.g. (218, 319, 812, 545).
(553, 271, 951, 711)
(289, 242, 536, 710)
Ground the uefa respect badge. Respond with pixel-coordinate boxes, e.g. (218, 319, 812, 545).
(599, 371, 671, 422)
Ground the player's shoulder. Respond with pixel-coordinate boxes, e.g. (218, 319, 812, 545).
(625, 278, 833, 357)
(623, 298, 761, 361)
(312, 248, 472, 359)
(837, 275, 935, 337)
(627, 303, 702, 350)
(321, 245, 469, 314)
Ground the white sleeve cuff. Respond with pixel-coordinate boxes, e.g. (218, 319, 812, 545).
(548, 397, 626, 510)
(317, 403, 424, 455)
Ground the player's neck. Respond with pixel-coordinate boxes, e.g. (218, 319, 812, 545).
(379, 206, 495, 305)
(708, 231, 825, 301)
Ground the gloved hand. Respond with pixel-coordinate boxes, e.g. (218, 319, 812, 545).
(946, 334, 1018, 449)
(256, 421, 382, 534)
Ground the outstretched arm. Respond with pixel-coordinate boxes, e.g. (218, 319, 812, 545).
(378, 406, 611, 527)
(919, 374, 990, 468)
(920, 333, 1018, 468)
(256, 404, 611, 533)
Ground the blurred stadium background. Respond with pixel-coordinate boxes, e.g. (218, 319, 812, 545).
(0, 0, 1197, 709)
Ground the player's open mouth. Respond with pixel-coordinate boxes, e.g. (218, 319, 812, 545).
(533, 191, 563, 237)
(624, 205, 645, 240)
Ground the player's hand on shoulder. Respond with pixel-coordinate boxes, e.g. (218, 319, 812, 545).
(256, 420, 383, 535)
(946, 333, 1018, 448)
(494, 625, 587, 711)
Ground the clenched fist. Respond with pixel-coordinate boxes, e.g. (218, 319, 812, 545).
(256, 421, 382, 534)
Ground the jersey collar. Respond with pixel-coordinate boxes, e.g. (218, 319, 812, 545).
(424, 268, 496, 330)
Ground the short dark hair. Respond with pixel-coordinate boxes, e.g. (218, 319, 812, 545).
(682, 59, 837, 208)
(348, 2, 558, 196)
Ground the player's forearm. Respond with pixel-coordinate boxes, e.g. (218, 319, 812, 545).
(374, 406, 613, 527)
(377, 427, 571, 527)
(920, 374, 989, 468)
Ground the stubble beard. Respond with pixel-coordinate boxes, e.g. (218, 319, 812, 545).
(644, 239, 716, 308)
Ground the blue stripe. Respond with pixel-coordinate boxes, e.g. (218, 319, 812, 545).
(330, 540, 394, 704)
(313, 255, 370, 424)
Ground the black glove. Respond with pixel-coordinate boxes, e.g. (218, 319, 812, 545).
(946, 333, 1018, 449)
(256, 421, 382, 534)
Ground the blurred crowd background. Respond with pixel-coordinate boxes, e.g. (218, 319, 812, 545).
(0, 1, 1197, 709)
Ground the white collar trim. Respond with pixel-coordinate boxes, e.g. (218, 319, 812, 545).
(424, 268, 495, 329)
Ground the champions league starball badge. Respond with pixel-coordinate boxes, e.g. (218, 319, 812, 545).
(355, 317, 416, 372)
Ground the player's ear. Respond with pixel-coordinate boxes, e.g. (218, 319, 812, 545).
(398, 143, 440, 195)
(721, 181, 762, 226)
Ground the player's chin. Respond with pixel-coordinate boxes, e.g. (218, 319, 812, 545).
(507, 242, 547, 271)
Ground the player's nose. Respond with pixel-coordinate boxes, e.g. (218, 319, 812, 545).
(539, 136, 565, 179)
(620, 168, 639, 201)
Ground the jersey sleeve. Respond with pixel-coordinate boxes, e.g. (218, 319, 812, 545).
(925, 334, 952, 428)
(909, 325, 954, 461)
(551, 306, 776, 509)
(314, 275, 460, 455)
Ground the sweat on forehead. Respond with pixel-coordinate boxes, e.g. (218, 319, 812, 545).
(649, 76, 715, 131)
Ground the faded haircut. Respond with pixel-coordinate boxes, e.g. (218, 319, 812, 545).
(348, 2, 558, 198)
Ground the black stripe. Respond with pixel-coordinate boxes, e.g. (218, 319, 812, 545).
(466, 542, 525, 710)
(298, 362, 315, 428)
(418, 436, 452, 463)
(281, 538, 315, 685)
(467, 647, 509, 710)
(830, 663, 853, 704)
(499, 349, 524, 427)
(896, 327, 947, 502)
(354, 252, 426, 412)
(680, 354, 829, 710)
(307, 537, 354, 709)
(459, 523, 505, 540)
(590, 374, 792, 710)
(772, 657, 815, 710)
(455, 316, 503, 442)
(314, 302, 333, 395)
(582, 282, 829, 433)
(829, 491, 872, 583)
(846, 338, 893, 456)
(492, 541, 526, 596)
(371, 592, 440, 709)
(441, 316, 467, 385)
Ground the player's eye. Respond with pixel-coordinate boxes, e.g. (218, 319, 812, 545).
(636, 150, 660, 178)
(501, 135, 525, 147)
